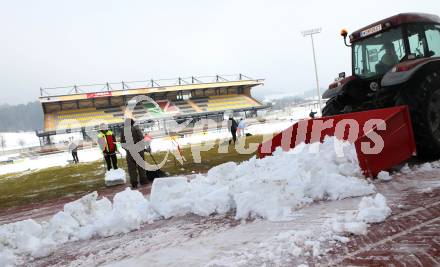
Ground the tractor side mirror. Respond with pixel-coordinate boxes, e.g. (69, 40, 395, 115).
(339, 72, 346, 79)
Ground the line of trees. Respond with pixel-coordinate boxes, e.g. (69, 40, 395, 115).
(0, 101, 43, 132)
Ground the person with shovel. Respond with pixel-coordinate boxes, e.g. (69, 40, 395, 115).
(68, 139, 79, 163)
(121, 118, 148, 188)
(143, 130, 167, 182)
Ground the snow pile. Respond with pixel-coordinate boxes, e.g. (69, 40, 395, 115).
(400, 161, 440, 174)
(377, 171, 392, 181)
(257, 230, 323, 259)
(94, 189, 158, 236)
(0, 250, 16, 267)
(417, 162, 435, 172)
(150, 137, 375, 221)
(1, 137, 376, 264)
(357, 193, 392, 223)
(0, 189, 159, 264)
(206, 230, 322, 266)
(329, 193, 391, 235)
(150, 176, 232, 219)
(104, 169, 127, 186)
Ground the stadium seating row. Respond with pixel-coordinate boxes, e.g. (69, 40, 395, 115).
(45, 94, 262, 131)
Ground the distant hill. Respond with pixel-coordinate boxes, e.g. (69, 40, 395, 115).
(260, 89, 323, 110)
(0, 101, 43, 132)
(261, 89, 321, 102)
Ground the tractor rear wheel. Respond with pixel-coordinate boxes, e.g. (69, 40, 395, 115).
(397, 70, 440, 159)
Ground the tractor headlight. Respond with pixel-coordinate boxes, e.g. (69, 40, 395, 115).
(370, 82, 379, 91)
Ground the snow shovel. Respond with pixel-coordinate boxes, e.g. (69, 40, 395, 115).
(145, 151, 167, 182)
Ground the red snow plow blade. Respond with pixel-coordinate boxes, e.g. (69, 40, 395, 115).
(257, 106, 416, 177)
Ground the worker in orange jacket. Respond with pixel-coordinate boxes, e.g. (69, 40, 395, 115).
(97, 123, 118, 171)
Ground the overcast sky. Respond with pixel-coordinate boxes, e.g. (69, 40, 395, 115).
(1, 0, 439, 104)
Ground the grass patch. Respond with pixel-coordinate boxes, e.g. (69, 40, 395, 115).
(0, 135, 266, 210)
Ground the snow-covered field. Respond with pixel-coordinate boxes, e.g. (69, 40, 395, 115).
(0, 105, 311, 154)
(0, 132, 40, 151)
(0, 132, 85, 152)
(0, 137, 403, 266)
(0, 119, 294, 176)
(0, 148, 105, 176)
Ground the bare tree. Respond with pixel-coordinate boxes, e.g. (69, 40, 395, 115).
(18, 138, 25, 150)
(0, 134, 5, 152)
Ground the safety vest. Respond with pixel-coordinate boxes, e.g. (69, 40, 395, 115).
(97, 130, 116, 153)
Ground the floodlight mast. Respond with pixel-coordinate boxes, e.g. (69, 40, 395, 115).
(301, 27, 322, 113)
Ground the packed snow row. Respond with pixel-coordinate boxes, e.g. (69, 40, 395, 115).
(1, 137, 387, 266)
(150, 137, 375, 221)
(104, 169, 127, 187)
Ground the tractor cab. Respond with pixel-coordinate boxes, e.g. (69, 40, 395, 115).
(349, 18, 440, 80)
(322, 13, 440, 159)
(323, 13, 440, 103)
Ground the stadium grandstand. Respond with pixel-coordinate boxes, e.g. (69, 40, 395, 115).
(36, 74, 267, 144)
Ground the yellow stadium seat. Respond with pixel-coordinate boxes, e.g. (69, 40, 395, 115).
(50, 107, 122, 131)
(205, 94, 261, 112)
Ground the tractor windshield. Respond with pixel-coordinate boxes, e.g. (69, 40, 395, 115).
(353, 27, 406, 79)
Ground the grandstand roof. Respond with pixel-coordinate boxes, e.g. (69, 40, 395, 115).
(39, 74, 264, 103)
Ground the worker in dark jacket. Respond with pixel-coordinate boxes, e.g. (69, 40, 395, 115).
(228, 116, 238, 144)
(121, 118, 148, 188)
(97, 124, 118, 171)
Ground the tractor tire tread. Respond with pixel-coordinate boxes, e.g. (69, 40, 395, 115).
(400, 70, 440, 159)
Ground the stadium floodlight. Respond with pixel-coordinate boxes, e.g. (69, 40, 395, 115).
(301, 28, 322, 37)
(301, 27, 322, 113)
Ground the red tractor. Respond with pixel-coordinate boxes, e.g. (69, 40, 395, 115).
(322, 13, 440, 158)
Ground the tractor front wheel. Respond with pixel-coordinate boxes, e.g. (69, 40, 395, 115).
(398, 70, 440, 158)
(322, 97, 344, 117)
